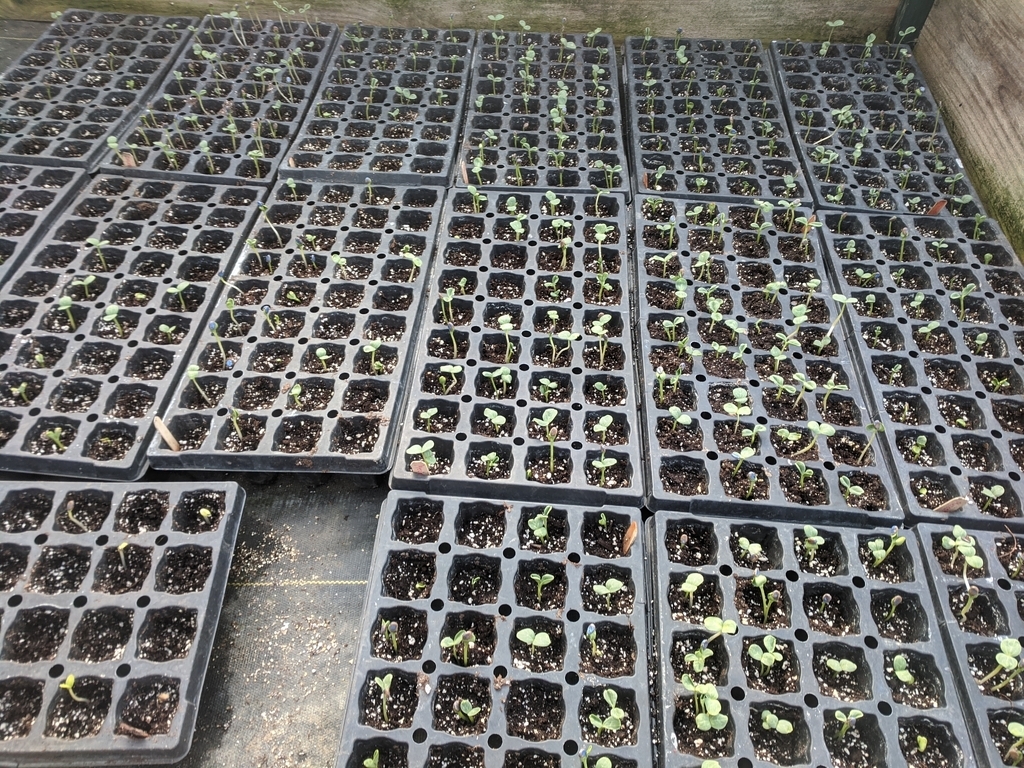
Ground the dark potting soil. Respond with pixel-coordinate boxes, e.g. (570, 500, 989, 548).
(136, 607, 197, 662)
(734, 577, 789, 629)
(114, 677, 180, 738)
(44, 677, 112, 739)
(578, 620, 637, 678)
(869, 589, 928, 643)
(69, 607, 134, 662)
(504, 680, 565, 741)
(0, 678, 44, 740)
(393, 498, 444, 544)
(740, 635, 800, 695)
(448, 556, 501, 605)
(514, 558, 568, 611)
(455, 502, 505, 548)
(155, 546, 213, 594)
(359, 670, 418, 730)
(29, 545, 91, 594)
(1, 606, 69, 662)
(93, 544, 152, 594)
(381, 550, 436, 601)
(371, 607, 428, 663)
(114, 489, 169, 534)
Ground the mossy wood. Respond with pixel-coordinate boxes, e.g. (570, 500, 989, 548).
(915, 0, 1024, 259)
(0, 0, 895, 40)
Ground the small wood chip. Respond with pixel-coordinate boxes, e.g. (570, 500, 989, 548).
(926, 199, 948, 216)
(622, 520, 638, 555)
(933, 495, 970, 514)
(410, 459, 429, 476)
(153, 416, 180, 452)
(115, 723, 151, 739)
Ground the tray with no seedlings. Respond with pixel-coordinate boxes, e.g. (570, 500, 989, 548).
(391, 189, 644, 506)
(284, 24, 475, 185)
(0, 174, 264, 480)
(0, 164, 85, 291)
(649, 512, 978, 768)
(917, 523, 1024, 768)
(98, 15, 338, 185)
(335, 490, 650, 768)
(149, 178, 442, 472)
(457, 26, 628, 195)
(0, 481, 243, 766)
(624, 35, 806, 202)
(771, 38, 983, 217)
(820, 209, 1024, 529)
(0, 9, 198, 169)
(633, 194, 900, 522)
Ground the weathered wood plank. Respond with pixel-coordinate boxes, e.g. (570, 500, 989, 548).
(0, 0, 896, 41)
(915, 0, 1024, 257)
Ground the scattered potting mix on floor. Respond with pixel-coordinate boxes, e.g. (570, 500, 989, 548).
(0, 8, 1022, 768)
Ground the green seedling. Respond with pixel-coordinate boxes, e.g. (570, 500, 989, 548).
(981, 484, 1005, 512)
(531, 572, 555, 602)
(678, 572, 704, 607)
(529, 505, 552, 541)
(761, 709, 794, 734)
(585, 623, 601, 658)
(835, 709, 863, 739)
(440, 629, 476, 666)
(827, 657, 858, 674)
(748, 635, 783, 675)
(405, 440, 436, 469)
(751, 571, 779, 623)
(591, 455, 618, 488)
(680, 675, 728, 731)
(45, 427, 66, 452)
(59, 674, 89, 703)
(588, 688, 625, 735)
(868, 526, 906, 567)
(892, 654, 915, 684)
(593, 577, 624, 610)
(802, 525, 825, 561)
(516, 627, 551, 657)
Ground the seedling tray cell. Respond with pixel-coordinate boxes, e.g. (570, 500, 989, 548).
(98, 15, 339, 185)
(284, 25, 476, 186)
(0, 164, 86, 291)
(624, 36, 807, 203)
(0, 174, 264, 480)
(771, 40, 984, 217)
(649, 512, 979, 767)
(391, 189, 644, 506)
(149, 178, 444, 473)
(0, 10, 198, 169)
(457, 29, 629, 196)
(335, 490, 650, 768)
(820, 209, 1024, 529)
(633, 194, 901, 523)
(917, 524, 1024, 768)
(0, 480, 243, 766)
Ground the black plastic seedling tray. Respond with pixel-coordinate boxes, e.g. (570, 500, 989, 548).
(391, 189, 644, 506)
(917, 524, 1024, 768)
(335, 490, 650, 768)
(149, 178, 443, 473)
(633, 194, 901, 523)
(649, 512, 979, 767)
(820, 209, 1024, 529)
(771, 40, 984, 218)
(0, 481, 244, 766)
(98, 15, 339, 185)
(457, 29, 629, 196)
(284, 25, 475, 186)
(0, 164, 85, 290)
(0, 174, 264, 480)
(0, 10, 197, 169)
(623, 36, 807, 203)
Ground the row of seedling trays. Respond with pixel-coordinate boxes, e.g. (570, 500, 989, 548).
(390, 188, 645, 505)
(632, 193, 901, 522)
(283, 24, 476, 185)
(623, 35, 807, 202)
(0, 481, 243, 766)
(0, 174, 263, 479)
(150, 177, 445, 472)
(100, 15, 339, 185)
(336, 491, 650, 768)
(0, 9, 197, 168)
(819, 208, 1024, 528)
(457, 28, 629, 194)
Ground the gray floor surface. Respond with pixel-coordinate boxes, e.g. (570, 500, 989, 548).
(0, 19, 392, 767)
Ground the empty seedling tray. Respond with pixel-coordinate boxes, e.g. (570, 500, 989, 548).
(149, 178, 444, 472)
(0, 10, 198, 169)
(0, 164, 86, 291)
(0, 481, 244, 766)
(284, 24, 476, 185)
(335, 490, 651, 768)
(0, 174, 265, 480)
